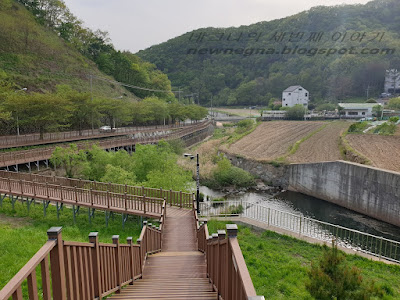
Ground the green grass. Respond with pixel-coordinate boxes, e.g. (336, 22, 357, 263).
(207, 220, 400, 299)
(0, 198, 144, 290)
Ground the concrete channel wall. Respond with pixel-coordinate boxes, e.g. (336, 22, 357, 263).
(288, 161, 400, 227)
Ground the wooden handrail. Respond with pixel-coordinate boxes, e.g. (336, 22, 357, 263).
(0, 240, 56, 300)
(197, 221, 264, 300)
(0, 120, 209, 149)
(0, 170, 193, 209)
(0, 176, 164, 218)
(0, 120, 212, 168)
(0, 225, 162, 300)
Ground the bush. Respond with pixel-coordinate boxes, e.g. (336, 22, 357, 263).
(167, 139, 186, 155)
(306, 241, 384, 300)
(213, 157, 255, 188)
(235, 119, 254, 134)
(389, 116, 399, 123)
(221, 204, 244, 215)
(286, 104, 306, 120)
(373, 122, 397, 135)
(348, 122, 369, 133)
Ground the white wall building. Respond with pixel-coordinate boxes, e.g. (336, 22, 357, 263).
(384, 69, 400, 94)
(282, 86, 309, 108)
(338, 103, 383, 118)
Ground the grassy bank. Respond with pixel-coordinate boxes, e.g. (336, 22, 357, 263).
(0, 198, 144, 289)
(207, 220, 400, 299)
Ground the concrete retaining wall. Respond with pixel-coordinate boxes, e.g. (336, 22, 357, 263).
(288, 161, 400, 227)
(224, 153, 289, 188)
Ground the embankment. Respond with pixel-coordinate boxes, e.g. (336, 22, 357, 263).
(288, 161, 400, 227)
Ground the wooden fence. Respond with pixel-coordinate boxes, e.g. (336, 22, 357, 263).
(0, 171, 194, 209)
(0, 121, 204, 149)
(196, 214, 264, 300)
(0, 175, 166, 218)
(0, 221, 162, 300)
(0, 120, 212, 168)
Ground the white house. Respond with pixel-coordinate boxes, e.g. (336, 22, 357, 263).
(384, 69, 400, 94)
(282, 86, 309, 108)
(338, 103, 383, 118)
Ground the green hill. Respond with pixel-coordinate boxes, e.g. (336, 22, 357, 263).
(0, 0, 129, 97)
(0, 0, 175, 101)
(137, 0, 400, 107)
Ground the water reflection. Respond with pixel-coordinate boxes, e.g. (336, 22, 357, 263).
(200, 186, 400, 242)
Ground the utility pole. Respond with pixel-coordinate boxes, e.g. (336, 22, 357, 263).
(196, 154, 200, 214)
(210, 96, 213, 118)
(366, 84, 370, 100)
(178, 87, 181, 102)
(90, 74, 94, 130)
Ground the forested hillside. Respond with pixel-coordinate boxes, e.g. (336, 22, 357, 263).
(0, 0, 174, 101)
(137, 0, 400, 107)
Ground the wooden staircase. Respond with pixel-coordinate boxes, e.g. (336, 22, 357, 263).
(109, 207, 218, 299)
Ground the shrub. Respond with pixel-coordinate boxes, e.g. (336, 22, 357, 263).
(286, 104, 306, 120)
(221, 204, 244, 215)
(306, 241, 384, 300)
(348, 122, 369, 133)
(213, 157, 255, 188)
(373, 122, 396, 135)
(389, 116, 399, 123)
(235, 119, 254, 134)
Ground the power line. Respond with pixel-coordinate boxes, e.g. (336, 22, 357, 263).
(90, 75, 182, 94)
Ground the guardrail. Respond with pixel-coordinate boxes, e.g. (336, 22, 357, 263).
(200, 200, 400, 263)
(0, 121, 206, 149)
(0, 222, 162, 300)
(195, 211, 264, 300)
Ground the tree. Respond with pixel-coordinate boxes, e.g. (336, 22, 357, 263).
(95, 97, 130, 128)
(286, 104, 306, 120)
(3, 92, 72, 138)
(372, 105, 383, 118)
(56, 85, 98, 134)
(50, 144, 86, 178)
(306, 241, 383, 300)
(388, 97, 400, 110)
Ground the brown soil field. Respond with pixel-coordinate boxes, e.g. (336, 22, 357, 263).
(346, 134, 400, 172)
(288, 121, 351, 163)
(226, 121, 325, 161)
(215, 108, 261, 117)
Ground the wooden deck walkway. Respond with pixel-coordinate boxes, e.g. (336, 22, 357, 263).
(109, 207, 217, 300)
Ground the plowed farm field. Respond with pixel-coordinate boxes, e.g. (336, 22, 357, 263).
(346, 134, 400, 172)
(227, 121, 325, 161)
(288, 121, 351, 163)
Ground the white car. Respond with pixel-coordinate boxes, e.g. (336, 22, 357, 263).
(99, 126, 113, 132)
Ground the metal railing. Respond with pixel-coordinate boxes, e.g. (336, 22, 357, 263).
(200, 200, 400, 263)
(0, 221, 163, 300)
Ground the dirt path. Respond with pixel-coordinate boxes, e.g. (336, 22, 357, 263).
(226, 121, 325, 161)
(346, 134, 400, 173)
(288, 121, 350, 163)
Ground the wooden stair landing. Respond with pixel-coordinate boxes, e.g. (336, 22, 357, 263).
(109, 207, 217, 299)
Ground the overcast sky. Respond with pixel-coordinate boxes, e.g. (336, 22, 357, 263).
(63, 0, 372, 53)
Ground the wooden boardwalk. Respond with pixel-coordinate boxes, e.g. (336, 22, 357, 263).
(109, 207, 217, 300)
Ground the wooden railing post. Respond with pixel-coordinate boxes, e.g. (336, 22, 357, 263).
(89, 232, 102, 299)
(47, 227, 66, 300)
(112, 235, 121, 293)
(226, 224, 237, 300)
(212, 233, 218, 289)
(218, 229, 227, 298)
(127, 237, 135, 284)
(147, 223, 152, 252)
